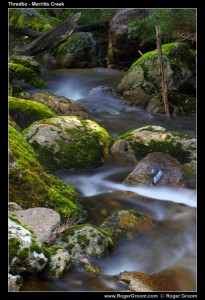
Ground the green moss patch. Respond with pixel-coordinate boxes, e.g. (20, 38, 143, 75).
(22, 117, 111, 171)
(9, 96, 56, 129)
(9, 62, 47, 88)
(9, 125, 84, 220)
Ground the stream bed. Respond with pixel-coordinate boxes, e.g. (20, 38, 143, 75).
(21, 68, 197, 291)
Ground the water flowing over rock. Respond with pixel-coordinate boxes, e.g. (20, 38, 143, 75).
(11, 207, 61, 243)
(123, 152, 184, 187)
(23, 116, 111, 171)
(9, 217, 48, 274)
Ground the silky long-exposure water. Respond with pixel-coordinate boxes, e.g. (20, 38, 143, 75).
(21, 68, 197, 291)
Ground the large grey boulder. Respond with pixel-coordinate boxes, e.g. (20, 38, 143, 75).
(123, 152, 184, 187)
(111, 126, 196, 164)
(11, 207, 61, 243)
(108, 9, 144, 65)
(23, 116, 111, 171)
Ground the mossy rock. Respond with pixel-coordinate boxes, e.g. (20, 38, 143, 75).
(111, 125, 196, 164)
(39, 32, 99, 68)
(117, 42, 196, 106)
(9, 96, 56, 129)
(15, 91, 89, 119)
(10, 56, 45, 75)
(9, 216, 48, 274)
(9, 62, 47, 88)
(58, 224, 113, 260)
(9, 125, 84, 220)
(100, 210, 154, 242)
(9, 8, 60, 32)
(22, 116, 111, 171)
(147, 91, 196, 116)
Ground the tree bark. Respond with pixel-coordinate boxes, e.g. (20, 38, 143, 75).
(9, 25, 43, 38)
(13, 12, 81, 56)
(156, 26, 170, 117)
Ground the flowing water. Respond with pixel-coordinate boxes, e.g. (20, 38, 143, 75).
(21, 68, 197, 291)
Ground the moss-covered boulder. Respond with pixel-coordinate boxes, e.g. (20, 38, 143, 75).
(123, 152, 184, 187)
(9, 62, 47, 88)
(147, 91, 196, 116)
(111, 125, 196, 164)
(117, 43, 196, 106)
(57, 224, 113, 261)
(43, 248, 71, 278)
(100, 210, 154, 242)
(9, 125, 84, 220)
(9, 96, 56, 129)
(9, 216, 48, 274)
(9, 8, 60, 32)
(10, 56, 46, 76)
(37, 32, 99, 69)
(22, 116, 111, 171)
(15, 92, 89, 119)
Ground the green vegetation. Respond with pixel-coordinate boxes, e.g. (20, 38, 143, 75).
(9, 125, 84, 220)
(22, 117, 111, 171)
(116, 127, 193, 164)
(57, 9, 119, 25)
(9, 62, 47, 88)
(128, 9, 196, 45)
(9, 96, 56, 123)
(130, 42, 195, 71)
(9, 8, 60, 31)
(9, 237, 20, 263)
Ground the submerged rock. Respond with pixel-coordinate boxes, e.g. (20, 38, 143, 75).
(23, 116, 111, 171)
(123, 152, 184, 187)
(101, 210, 155, 242)
(120, 269, 192, 291)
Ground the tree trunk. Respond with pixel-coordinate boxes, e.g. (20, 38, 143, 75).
(13, 12, 81, 56)
(9, 25, 42, 38)
(156, 26, 170, 117)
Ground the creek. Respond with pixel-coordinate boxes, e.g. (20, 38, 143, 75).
(21, 68, 196, 291)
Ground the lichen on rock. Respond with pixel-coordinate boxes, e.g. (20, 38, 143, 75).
(22, 116, 111, 171)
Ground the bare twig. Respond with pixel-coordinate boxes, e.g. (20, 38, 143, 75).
(46, 216, 82, 245)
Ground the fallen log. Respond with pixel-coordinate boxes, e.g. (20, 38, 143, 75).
(9, 25, 42, 38)
(13, 12, 81, 56)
